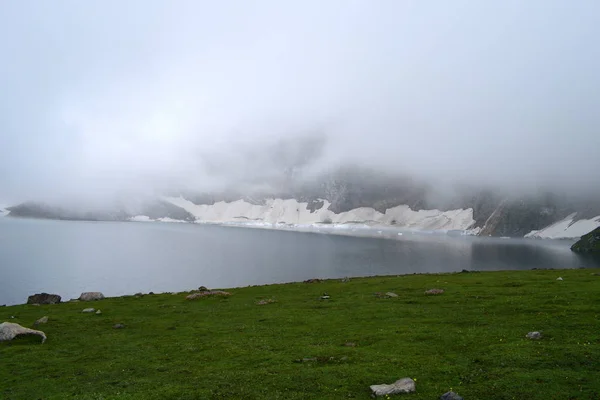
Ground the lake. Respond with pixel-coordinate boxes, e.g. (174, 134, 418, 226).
(1, 217, 598, 306)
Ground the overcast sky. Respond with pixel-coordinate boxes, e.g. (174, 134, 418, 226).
(1, 0, 599, 204)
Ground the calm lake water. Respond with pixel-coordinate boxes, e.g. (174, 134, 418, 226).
(1, 217, 598, 306)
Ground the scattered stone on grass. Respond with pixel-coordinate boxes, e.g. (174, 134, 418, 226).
(344, 342, 357, 347)
(95, 310, 102, 315)
(0, 322, 46, 343)
(304, 278, 321, 283)
(556, 277, 563, 281)
(526, 331, 542, 340)
(375, 292, 398, 298)
(186, 291, 231, 300)
(33, 316, 48, 326)
(113, 324, 125, 329)
(320, 293, 330, 300)
(27, 293, 61, 305)
(256, 299, 276, 305)
(82, 308, 96, 313)
(341, 277, 350, 283)
(425, 289, 445, 295)
(370, 377, 416, 396)
(441, 391, 464, 400)
(79, 292, 105, 301)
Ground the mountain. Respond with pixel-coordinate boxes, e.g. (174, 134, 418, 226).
(571, 227, 600, 253)
(5, 166, 600, 238)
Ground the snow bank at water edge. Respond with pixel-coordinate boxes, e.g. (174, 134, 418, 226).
(129, 215, 189, 223)
(525, 213, 600, 239)
(164, 197, 477, 233)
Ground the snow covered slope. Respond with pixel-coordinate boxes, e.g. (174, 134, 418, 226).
(164, 196, 476, 232)
(525, 213, 600, 239)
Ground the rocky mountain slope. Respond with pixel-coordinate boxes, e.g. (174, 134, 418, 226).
(571, 227, 600, 253)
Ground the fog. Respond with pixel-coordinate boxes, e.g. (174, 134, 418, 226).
(1, 0, 600, 205)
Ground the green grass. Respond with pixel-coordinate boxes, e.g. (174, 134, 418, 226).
(2, 269, 600, 400)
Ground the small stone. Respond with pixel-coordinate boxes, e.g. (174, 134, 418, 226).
(440, 391, 464, 400)
(79, 292, 105, 301)
(113, 324, 125, 329)
(425, 288, 444, 295)
(526, 331, 542, 340)
(341, 277, 350, 283)
(256, 299, 275, 305)
(344, 342, 357, 347)
(370, 377, 416, 396)
(33, 316, 48, 326)
(320, 293, 330, 300)
(95, 310, 102, 315)
(385, 292, 398, 298)
(82, 308, 96, 313)
(556, 277, 563, 281)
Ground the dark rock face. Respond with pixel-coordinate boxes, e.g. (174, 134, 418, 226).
(571, 227, 600, 253)
(27, 293, 61, 305)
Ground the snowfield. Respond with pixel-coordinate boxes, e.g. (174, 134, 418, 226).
(525, 213, 600, 239)
(162, 196, 477, 235)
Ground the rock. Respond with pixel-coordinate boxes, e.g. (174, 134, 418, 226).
(320, 293, 330, 300)
(461, 269, 470, 273)
(78, 292, 105, 301)
(148, 292, 154, 295)
(198, 286, 209, 291)
(0, 322, 46, 343)
(95, 310, 102, 315)
(425, 289, 445, 295)
(33, 316, 48, 326)
(341, 277, 350, 283)
(556, 277, 563, 281)
(113, 323, 125, 329)
(571, 226, 600, 253)
(385, 292, 399, 298)
(344, 342, 357, 347)
(303, 278, 321, 283)
(186, 291, 231, 300)
(82, 308, 96, 313)
(27, 293, 61, 305)
(526, 331, 542, 340)
(256, 299, 275, 305)
(441, 391, 464, 400)
(370, 377, 416, 396)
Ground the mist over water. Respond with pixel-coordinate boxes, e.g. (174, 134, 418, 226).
(1, 1, 600, 205)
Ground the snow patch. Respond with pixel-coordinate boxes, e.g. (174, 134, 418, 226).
(129, 215, 153, 222)
(164, 196, 476, 234)
(525, 213, 600, 239)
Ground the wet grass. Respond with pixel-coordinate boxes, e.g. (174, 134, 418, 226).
(1, 268, 600, 399)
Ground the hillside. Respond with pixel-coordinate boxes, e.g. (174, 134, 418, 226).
(2, 269, 599, 399)
(571, 227, 600, 253)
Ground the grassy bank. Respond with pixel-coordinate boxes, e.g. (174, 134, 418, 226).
(2, 269, 600, 399)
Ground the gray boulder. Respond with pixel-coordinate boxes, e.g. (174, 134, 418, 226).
(370, 377, 416, 396)
(78, 292, 105, 301)
(441, 391, 464, 400)
(27, 293, 61, 305)
(0, 322, 46, 343)
(33, 316, 48, 326)
(82, 308, 96, 313)
(526, 331, 542, 340)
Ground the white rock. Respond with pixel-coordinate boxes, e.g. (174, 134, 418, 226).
(95, 310, 102, 315)
(79, 292, 105, 301)
(0, 322, 46, 343)
(82, 308, 96, 313)
(556, 277, 563, 281)
(526, 331, 542, 340)
(370, 377, 416, 396)
(385, 292, 399, 298)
